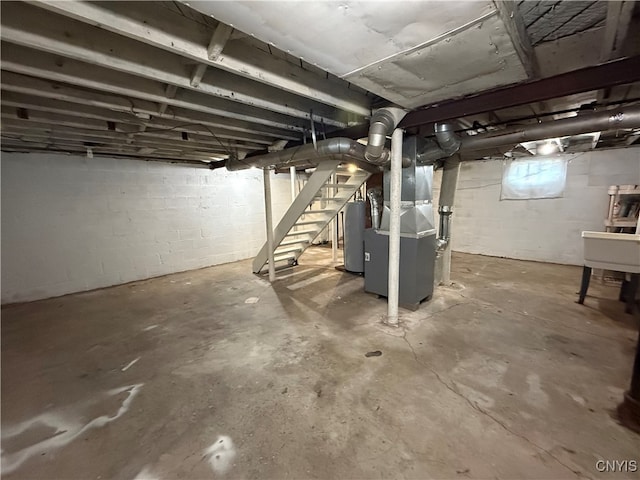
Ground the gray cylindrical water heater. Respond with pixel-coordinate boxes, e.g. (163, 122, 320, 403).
(344, 201, 366, 273)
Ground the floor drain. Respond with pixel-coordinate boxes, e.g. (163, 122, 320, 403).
(365, 350, 382, 357)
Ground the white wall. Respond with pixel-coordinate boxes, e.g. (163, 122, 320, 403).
(433, 148, 640, 265)
(1, 152, 291, 303)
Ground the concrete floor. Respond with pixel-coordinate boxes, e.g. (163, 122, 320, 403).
(2, 248, 639, 479)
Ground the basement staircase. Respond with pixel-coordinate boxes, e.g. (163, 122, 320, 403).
(253, 160, 371, 273)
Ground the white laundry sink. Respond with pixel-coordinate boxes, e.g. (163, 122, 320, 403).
(582, 231, 640, 273)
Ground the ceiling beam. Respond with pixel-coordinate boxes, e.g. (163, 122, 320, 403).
(0, 131, 223, 156)
(0, 72, 300, 141)
(0, 112, 259, 153)
(2, 127, 228, 160)
(494, 0, 537, 79)
(1, 125, 242, 158)
(29, 0, 371, 116)
(159, 84, 179, 115)
(190, 64, 208, 88)
(207, 22, 233, 60)
(0, 91, 275, 145)
(600, 1, 635, 62)
(399, 55, 640, 128)
(1, 126, 231, 158)
(1, 2, 349, 127)
(0, 43, 309, 133)
(1, 138, 220, 164)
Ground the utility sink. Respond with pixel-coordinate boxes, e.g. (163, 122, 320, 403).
(582, 231, 640, 273)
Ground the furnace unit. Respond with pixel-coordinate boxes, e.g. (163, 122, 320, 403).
(364, 136, 437, 309)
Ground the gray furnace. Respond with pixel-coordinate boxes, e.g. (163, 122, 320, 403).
(363, 136, 437, 309)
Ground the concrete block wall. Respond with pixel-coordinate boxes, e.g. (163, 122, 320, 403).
(432, 148, 640, 265)
(1, 152, 291, 303)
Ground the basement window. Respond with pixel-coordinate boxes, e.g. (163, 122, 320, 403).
(501, 157, 568, 200)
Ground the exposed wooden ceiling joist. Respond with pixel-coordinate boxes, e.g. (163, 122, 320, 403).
(0, 2, 352, 128)
(1, 139, 221, 164)
(0, 72, 301, 141)
(1, 127, 233, 158)
(0, 92, 276, 146)
(30, 0, 372, 116)
(600, 0, 635, 61)
(0, 115, 260, 154)
(1, 43, 311, 133)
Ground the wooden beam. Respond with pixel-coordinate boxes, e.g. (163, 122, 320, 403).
(600, 1, 635, 62)
(1, 3, 348, 127)
(0, 112, 260, 152)
(159, 84, 179, 114)
(0, 130, 223, 156)
(0, 95, 271, 146)
(1, 138, 222, 163)
(494, 0, 538, 79)
(0, 43, 309, 133)
(1, 125, 232, 157)
(207, 23, 233, 60)
(30, 0, 371, 116)
(1, 72, 300, 141)
(190, 64, 208, 88)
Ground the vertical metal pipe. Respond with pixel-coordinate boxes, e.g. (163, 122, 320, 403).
(289, 166, 296, 202)
(331, 173, 338, 262)
(263, 168, 276, 282)
(387, 128, 403, 326)
(435, 158, 461, 286)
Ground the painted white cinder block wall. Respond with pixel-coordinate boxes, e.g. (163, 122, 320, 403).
(432, 148, 640, 266)
(1, 152, 292, 303)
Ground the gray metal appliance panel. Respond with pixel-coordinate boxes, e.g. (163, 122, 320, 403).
(364, 229, 436, 306)
(344, 201, 366, 273)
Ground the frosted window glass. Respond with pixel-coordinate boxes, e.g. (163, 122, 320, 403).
(501, 157, 567, 200)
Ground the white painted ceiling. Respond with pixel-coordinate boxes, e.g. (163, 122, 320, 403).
(0, 0, 638, 164)
(188, 1, 531, 108)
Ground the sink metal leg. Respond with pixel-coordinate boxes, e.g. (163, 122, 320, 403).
(578, 266, 591, 304)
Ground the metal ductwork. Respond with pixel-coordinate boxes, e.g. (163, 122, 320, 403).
(227, 107, 407, 172)
(435, 123, 461, 156)
(366, 187, 383, 229)
(364, 107, 407, 164)
(226, 137, 372, 171)
(416, 122, 461, 164)
(418, 105, 640, 162)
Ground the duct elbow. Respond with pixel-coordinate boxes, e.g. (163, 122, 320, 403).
(434, 123, 461, 156)
(364, 107, 407, 164)
(416, 123, 461, 165)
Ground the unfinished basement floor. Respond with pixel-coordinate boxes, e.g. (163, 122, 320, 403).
(2, 248, 639, 479)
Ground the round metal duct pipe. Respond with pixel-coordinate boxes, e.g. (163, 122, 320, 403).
(226, 137, 372, 171)
(461, 106, 640, 152)
(418, 105, 640, 162)
(364, 107, 408, 164)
